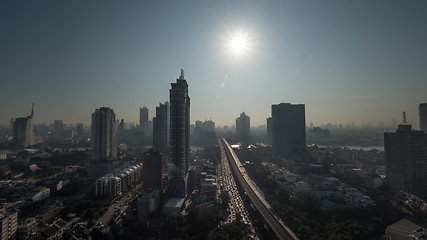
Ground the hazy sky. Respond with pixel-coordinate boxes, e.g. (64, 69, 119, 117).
(1, 0, 426, 127)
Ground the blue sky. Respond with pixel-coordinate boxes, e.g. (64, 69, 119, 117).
(1, 0, 426, 127)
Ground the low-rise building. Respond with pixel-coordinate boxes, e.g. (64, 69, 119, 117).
(386, 219, 427, 240)
(17, 216, 38, 240)
(0, 208, 18, 240)
(163, 198, 185, 214)
(26, 187, 50, 203)
(95, 174, 122, 197)
(29, 218, 66, 240)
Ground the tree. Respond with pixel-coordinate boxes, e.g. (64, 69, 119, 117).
(275, 188, 289, 204)
(209, 220, 250, 240)
(292, 192, 322, 216)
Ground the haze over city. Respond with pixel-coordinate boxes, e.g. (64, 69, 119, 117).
(1, 0, 427, 126)
(4, 2, 427, 240)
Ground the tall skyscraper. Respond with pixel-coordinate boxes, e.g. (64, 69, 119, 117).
(385, 114, 427, 197)
(9, 118, 14, 137)
(91, 107, 117, 161)
(271, 103, 306, 157)
(169, 69, 190, 197)
(13, 103, 34, 148)
(143, 149, 163, 191)
(53, 120, 64, 140)
(419, 103, 427, 131)
(140, 106, 148, 132)
(153, 101, 170, 153)
(236, 112, 250, 146)
(76, 123, 85, 140)
(267, 117, 272, 144)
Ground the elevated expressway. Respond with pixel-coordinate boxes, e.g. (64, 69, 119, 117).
(220, 138, 299, 240)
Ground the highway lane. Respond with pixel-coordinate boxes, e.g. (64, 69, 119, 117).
(221, 139, 299, 240)
(218, 139, 256, 233)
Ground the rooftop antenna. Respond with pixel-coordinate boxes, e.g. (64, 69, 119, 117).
(402, 111, 406, 124)
(179, 69, 185, 79)
(31, 102, 34, 118)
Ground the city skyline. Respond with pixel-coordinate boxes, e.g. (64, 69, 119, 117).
(1, 1, 427, 127)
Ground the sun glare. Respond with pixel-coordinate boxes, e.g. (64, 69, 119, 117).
(225, 29, 252, 57)
(230, 35, 248, 55)
(220, 27, 256, 61)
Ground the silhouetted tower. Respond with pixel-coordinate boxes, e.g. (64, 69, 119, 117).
(236, 112, 250, 146)
(140, 106, 148, 132)
(385, 112, 427, 197)
(76, 123, 85, 140)
(143, 149, 163, 191)
(13, 103, 34, 147)
(169, 69, 190, 197)
(53, 120, 64, 140)
(91, 107, 117, 161)
(267, 117, 273, 144)
(419, 103, 427, 131)
(9, 118, 14, 137)
(271, 103, 306, 157)
(153, 102, 170, 153)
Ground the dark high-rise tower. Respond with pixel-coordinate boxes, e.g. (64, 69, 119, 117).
(13, 103, 34, 148)
(143, 149, 163, 191)
(271, 103, 306, 157)
(76, 123, 85, 140)
(9, 118, 14, 137)
(236, 112, 250, 146)
(153, 102, 170, 153)
(419, 103, 427, 131)
(385, 113, 427, 196)
(53, 120, 64, 140)
(169, 69, 190, 197)
(267, 117, 273, 144)
(91, 107, 117, 161)
(140, 106, 148, 132)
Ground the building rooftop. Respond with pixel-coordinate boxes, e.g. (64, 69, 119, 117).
(164, 198, 185, 208)
(386, 219, 427, 240)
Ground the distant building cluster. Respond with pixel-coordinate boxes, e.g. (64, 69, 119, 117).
(281, 170, 376, 207)
(0, 155, 84, 239)
(7, 70, 427, 240)
(193, 120, 216, 147)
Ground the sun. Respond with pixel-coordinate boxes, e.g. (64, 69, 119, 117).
(225, 30, 251, 57)
(220, 27, 256, 61)
(230, 35, 248, 55)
